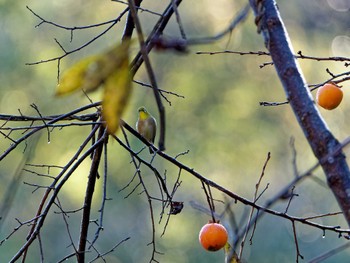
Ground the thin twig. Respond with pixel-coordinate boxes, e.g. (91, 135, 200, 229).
(292, 221, 304, 262)
(120, 120, 350, 236)
(10, 124, 102, 262)
(89, 135, 110, 248)
(128, 0, 166, 151)
(239, 152, 271, 259)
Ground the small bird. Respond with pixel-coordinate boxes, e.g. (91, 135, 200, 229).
(136, 106, 157, 153)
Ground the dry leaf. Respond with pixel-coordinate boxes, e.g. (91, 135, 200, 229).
(102, 57, 131, 134)
(56, 55, 101, 96)
(56, 40, 132, 96)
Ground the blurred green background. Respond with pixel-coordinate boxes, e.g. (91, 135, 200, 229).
(0, 0, 349, 262)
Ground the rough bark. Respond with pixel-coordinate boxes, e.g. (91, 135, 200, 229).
(249, 0, 350, 226)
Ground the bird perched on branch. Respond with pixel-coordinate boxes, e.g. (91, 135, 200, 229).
(136, 106, 157, 153)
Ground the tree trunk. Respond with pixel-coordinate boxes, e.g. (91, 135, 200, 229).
(249, 0, 350, 226)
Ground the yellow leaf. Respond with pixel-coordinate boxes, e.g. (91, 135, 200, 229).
(56, 55, 102, 96)
(102, 56, 132, 134)
(102, 40, 133, 76)
(56, 40, 132, 96)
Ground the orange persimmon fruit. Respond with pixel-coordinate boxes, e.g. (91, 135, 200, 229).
(316, 82, 343, 110)
(199, 222, 228, 251)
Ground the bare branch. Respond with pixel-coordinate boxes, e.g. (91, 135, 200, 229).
(121, 120, 350, 236)
(249, 0, 350, 226)
(128, 0, 166, 151)
(292, 220, 304, 262)
(77, 125, 107, 262)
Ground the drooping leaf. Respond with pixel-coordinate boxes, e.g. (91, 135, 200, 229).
(101, 49, 132, 134)
(56, 55, 102, 96)
(56, 40, 132, 96)
(100, 40, 133, 77)
(56, 40, 132, 134)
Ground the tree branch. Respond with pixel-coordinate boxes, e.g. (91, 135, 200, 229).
(77, 125, 107, 262)
(120, 120, 350, 236)
(249, 0, 350, 225)
(128, 0, 166, 151)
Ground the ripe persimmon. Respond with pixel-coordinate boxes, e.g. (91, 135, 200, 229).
(199, 222, 228, 251)
(316, 82, 343, 110)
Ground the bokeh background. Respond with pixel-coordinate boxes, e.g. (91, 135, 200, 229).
(0, 0, 350, 262)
